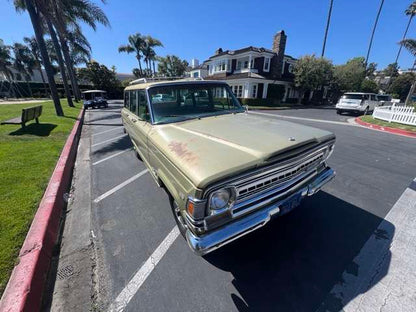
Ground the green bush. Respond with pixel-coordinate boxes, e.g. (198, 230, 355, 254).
(239, 98, 283, 107)
(267, 84, 286, 101)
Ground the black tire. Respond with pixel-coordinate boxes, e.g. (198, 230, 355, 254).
(363, 107, 369, 115)
(168, 194, 187, 237)
(336, 109, 342, 115)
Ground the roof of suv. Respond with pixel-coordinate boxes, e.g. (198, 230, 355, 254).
(124, 78, 227, 91)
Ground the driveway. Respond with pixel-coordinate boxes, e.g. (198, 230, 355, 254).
(49, 103, 416, 311)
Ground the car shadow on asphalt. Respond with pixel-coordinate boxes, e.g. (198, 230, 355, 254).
(86, 113, 121, 123)
(92, 135, 132, 156)
(204, 191, 393, 312)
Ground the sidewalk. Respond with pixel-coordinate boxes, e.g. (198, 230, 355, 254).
(318, 179, 416, 311)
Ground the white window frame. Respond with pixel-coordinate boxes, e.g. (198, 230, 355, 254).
(263, 57, 271, 72)
(252, 84, 257, 98)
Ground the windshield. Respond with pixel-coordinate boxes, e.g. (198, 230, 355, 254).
(83, 93, 105, 100)
(148, 84, 244, 124)
(377, 95, 390, 101)
(342, 94, 364, 100)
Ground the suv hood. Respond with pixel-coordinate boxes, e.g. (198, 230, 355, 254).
(149, 112, 334, 189)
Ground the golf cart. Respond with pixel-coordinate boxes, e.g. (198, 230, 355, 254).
(82, 90, 108, 109)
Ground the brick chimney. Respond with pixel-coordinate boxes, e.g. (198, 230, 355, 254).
(271, 30, 287, 78)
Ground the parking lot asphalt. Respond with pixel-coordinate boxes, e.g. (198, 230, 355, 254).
(81, 102, 416, 311)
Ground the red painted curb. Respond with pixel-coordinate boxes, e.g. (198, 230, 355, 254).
(355, 117, 416, 138)
(0, 108, 85, 312)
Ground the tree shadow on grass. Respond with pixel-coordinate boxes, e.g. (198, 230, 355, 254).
(204, 191, 393, 312)
(9, 123, 57, 136)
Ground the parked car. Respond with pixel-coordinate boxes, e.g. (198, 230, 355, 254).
(122, 79, 336, 255)
(336, 92, 379, 115)
(376, 94, 393, 106)
(82, 90, 108, 109)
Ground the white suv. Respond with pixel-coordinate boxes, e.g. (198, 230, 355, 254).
(336, 92, 379, 115)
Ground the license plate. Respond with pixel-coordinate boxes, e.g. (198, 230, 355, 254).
(280, 193, 302, 216)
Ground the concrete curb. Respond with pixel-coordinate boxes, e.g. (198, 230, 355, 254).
(355, 117, 416, 138)
(0, 108, 85, 312)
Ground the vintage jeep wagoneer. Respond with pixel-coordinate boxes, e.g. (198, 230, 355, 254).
(122, 78, 336, 255)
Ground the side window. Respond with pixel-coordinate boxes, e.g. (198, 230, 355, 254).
(138, 90, 149, 121)
(370, 94, 376, 101)
(124, 92, 129, 109)
(363, 94, 369, 100)
(130, 90, 137, 115)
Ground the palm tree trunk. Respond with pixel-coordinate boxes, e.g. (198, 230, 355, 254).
(395, 15, 413, 64)
(321, 0, 334, 57)
(58, 33, 82, 102)
(36, 62, 49, 97)
(365, 0, 385, 66)
(26, 80, 33, 97)
(153, 60, 156, 76)
(137, 57, 143, 77)
(47, 20, 74, 107)
(24, 0, 63, 116)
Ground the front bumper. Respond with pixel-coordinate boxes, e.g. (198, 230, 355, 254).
(336, 105, 364, 112)
(186, 166, 335, 256)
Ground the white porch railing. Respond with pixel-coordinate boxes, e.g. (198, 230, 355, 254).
(372, 104, 416, 126)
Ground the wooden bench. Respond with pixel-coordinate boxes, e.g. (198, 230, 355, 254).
(1, 105, 43, 128)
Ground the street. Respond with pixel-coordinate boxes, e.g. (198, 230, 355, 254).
(54, 101, 416, 311)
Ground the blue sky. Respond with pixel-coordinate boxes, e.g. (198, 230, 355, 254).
(1, 0, 415, 74)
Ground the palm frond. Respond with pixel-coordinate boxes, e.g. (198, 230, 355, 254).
(400, 39, 416, 56)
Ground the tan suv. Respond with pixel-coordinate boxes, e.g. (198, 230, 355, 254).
(122, 78, 336, 255)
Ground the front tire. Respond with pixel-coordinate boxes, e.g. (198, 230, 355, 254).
(336, 109, 342, 115)
(169, 194, 187, 237)
(363, 107, 369, 115)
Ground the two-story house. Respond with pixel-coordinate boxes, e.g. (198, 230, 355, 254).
(203, 30, 300, 102)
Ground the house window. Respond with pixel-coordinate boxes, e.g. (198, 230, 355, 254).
(237, 61, 242, 70)
(193, 72, 199, 78)
(250, 59, 254, 68)
(252, 84, 257, 98)
(236, 85, 243, 98)
(243, 61, 249, 69)
(264, 57, 270, 72)
(288, 64, 293, 73)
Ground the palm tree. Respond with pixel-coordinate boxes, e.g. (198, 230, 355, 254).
(24, 36, 49, 96)
(0, 40, 15, 97)
(143, 36, 163, 76)
(395, 2, 416, 64)
(45, 20, 74, 107)
(400, 39, 416, 105)
(365, 0, 385, 66)
(0, 40, 14, 81)
(119, 33, 146, 77)
(50, 0, 110, 101)
(12, 43, 37, 97)
(321, 0, 334, 57)
(13, 0, 63, 116)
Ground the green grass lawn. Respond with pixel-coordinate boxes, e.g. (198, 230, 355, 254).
(0, 100, 80, 295)
(360, 115, 416, 133)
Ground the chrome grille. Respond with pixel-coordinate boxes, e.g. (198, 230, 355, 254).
(231, 147, 327, 217)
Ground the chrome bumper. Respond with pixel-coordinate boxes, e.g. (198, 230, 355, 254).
(186, 167, 335, 256)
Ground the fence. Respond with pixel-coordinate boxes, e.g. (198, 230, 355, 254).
(372, 104, 416, 126)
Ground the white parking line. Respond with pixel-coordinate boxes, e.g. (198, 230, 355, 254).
(92, 148, 133, 166)
(250, 111, 355, 126)
(91, 134, 127, 147)
(92, 126, 123, 137)
(109, 226, 180, 312)
(93, 169, 148, 203)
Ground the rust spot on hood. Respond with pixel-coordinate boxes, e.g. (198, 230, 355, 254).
(168, 141, 198, 165)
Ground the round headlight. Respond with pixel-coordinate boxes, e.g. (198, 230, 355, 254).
(210, 189, 231, 210)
